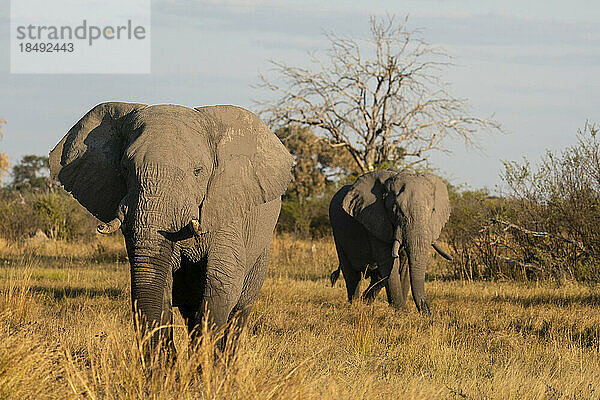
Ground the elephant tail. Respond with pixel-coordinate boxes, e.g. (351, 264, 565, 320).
(330, 266, 341, 287)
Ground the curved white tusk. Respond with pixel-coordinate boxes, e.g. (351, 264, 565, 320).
(97, 217, 121, 234)
(392, 240, 402, 258)
(392, 225, 403, 258)
(432, 242, 452, 261)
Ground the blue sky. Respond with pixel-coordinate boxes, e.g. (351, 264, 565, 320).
(0, 0, 599, 190)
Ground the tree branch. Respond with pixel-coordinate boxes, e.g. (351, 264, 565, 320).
(490, 219, 600, 260)
(255, 15, 501, 173)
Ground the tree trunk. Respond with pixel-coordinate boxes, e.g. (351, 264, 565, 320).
(364, 146, 377, 171)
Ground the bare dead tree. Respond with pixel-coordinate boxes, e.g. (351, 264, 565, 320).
(256, 16, 501, 173)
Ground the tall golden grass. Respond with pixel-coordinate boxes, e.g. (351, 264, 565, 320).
(0, 234, 599, 399)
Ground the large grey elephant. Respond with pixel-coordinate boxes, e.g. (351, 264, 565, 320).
(329, 170, 452, 314)
(49, 102, 293, 353)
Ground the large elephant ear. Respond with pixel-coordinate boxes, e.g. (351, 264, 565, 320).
(423, 174, 450, 240)
(194, 105, 294, 231)
(342, 170, 398, 242)
(49, 102, 147, 223)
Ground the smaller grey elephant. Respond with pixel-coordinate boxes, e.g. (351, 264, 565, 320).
(329, 170, 452, 314)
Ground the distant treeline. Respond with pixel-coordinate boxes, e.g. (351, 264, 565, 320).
(0, 154, 97, 241)
(1, 123, 599, 281)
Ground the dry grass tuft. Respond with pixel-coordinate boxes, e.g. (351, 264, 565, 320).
(0, 234, 598, 398)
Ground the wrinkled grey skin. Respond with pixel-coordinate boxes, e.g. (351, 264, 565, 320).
(329, 170, 451, 314)
(49, 102, 293, 354)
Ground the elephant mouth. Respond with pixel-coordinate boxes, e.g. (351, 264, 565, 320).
(391, 239, 452, 261)
(97, 195, 207, 243)
(390, 225, 452, 261)
(98, 214, 207, 243)
(158, 219, 206, 242)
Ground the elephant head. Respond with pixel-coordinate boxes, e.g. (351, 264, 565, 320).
(49, 102, 293, 344)
(342, 170, 451, 313)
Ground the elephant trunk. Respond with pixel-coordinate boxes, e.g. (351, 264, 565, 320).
(405, 231, 431, 316)
(127, 240, 174, 350)
(125, 194, 185, 351)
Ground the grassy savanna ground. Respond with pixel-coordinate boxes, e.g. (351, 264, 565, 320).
(0, 235, 599, 399)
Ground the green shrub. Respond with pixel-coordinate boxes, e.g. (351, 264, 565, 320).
(0, 191, 38, 241)
(498, 122, 600, 281)
(442, 187, 500, 280)
(278, 193, 332, 239)
(32, 191, 97, 240)
(441, 122, 600, 282)
(0, 188, 96, 241)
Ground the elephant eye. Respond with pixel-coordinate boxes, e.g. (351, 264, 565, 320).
(194, 167, 204, 176)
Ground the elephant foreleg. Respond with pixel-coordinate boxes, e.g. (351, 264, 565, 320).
(160, 272, 176, 357)
(400, 256, 410, 305)
(225, 249, 270, 351)
(342, 266, 363, 303)
(195, 239, 246, 351)
(387, 255, 410, 309)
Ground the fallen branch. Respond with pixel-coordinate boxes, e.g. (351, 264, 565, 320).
(496, 255, 543, 271)
(490, 219, 600, 260)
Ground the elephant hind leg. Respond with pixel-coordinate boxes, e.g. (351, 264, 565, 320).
(341, 267, 363, 303)
(336, 250, 363, 303)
